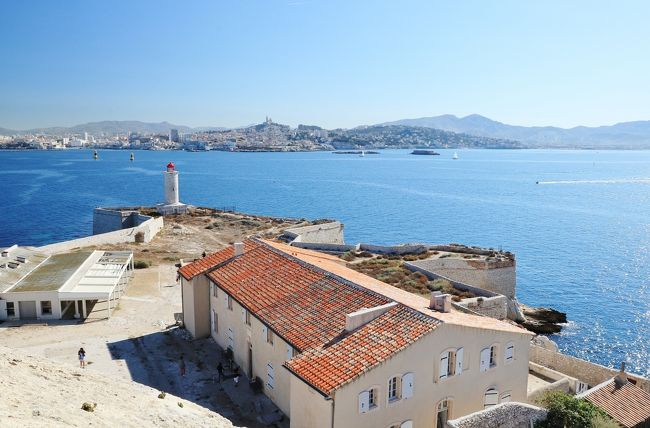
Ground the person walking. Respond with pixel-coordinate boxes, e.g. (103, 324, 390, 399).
(179, 355, 186, 377)
(216, 362, 224, 383)
(78, 348, 86, 369)
(233, 366, 240, 387)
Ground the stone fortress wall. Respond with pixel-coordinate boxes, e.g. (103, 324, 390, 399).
(39, 208, 163, 255)
(446, 402, 547, 428)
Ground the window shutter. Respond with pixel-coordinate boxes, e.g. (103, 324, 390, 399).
(241, 308, 246, 323)
(439, 352, 449, 379)
(501, 392, 511, 403)
(505, 343, 514, 363)
(228, 328, 234, 349)
(210, 310, 215, 332)
(484, 388, 498, 408)
(286, 344, 293, 361)
(358, 390, 370, 414)
(267, 363, 274, 389)
(400, 421, 413, 428)
(262, 325, 267, 338)
(402, 372, 414, 399)
(210, 282, 214, 297)
(480, 348, 490, 372)
(455, 347, 464, 375)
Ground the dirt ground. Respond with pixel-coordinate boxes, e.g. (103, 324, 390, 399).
(0, 209, 308, 427)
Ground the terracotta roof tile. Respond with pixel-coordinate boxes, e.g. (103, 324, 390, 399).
(178, 241, 261, 280)
(583, 379, 650, 428)
(285, 306, 439, 395)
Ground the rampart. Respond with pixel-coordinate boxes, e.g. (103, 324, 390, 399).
(93, 207, 153, 235)
(39, 212, 163, 255)
(530, 345, 650, 393)
(282, 221, 344, 244)
(446, 402, 547, 428)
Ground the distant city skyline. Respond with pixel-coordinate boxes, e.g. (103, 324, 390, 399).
(1, 0, 649, 130)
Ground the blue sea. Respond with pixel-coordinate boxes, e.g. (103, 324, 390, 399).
(1, 149, 649, 376)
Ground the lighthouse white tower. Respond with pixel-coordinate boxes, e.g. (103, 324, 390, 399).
(157, 162, 188, 215)
(164, 162, 180, 205)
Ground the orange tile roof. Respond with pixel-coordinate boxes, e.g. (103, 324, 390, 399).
(583, 378, 650, 428)
(285, 305, 438, 396)
(264, 240, 530, 335)
(178, 241, 261, 280)
(206, 242, 394, 351)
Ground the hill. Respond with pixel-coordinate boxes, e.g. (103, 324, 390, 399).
(0, 121, 228, 136)
(0, 346, 235, 428)
(381, 115, 650, 148)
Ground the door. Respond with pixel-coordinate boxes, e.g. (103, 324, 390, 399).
(19, 301, 37, 319)
(436, 399, 450, 428)
(248, 343, 253, 378)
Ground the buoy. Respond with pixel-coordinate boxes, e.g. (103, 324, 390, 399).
(93, 149, 98, 160)
(130, 152, 134, 161)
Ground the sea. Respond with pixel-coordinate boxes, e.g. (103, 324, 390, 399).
(1, 149, 648, 377)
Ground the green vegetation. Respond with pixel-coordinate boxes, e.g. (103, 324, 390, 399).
(81, 402, 97, 412)
(535, 391, 614, 428)
(133, 260, 150, 269)
(346, 257, 475, 300)
(157, 391, 166, 399)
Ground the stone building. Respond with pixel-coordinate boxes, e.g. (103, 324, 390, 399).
(179, 239, 532, 428)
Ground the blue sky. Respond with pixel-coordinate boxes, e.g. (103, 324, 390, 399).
(1, 0, 649, 129)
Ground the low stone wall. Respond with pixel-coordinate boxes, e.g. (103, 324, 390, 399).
(282, 222, 345, 244)
(530, 345, 650, 393)
(290, 242, 359, 253)
(447, 402, 547, 428)
(39, 217, 163, 254)
(408, 257, 516, 299)
(455, 296, 508, 320)
(93, 208, 152, 235)
(404, 262, 497, 298)
(527, 377, 571, 404)
(359, 243, 428, 255)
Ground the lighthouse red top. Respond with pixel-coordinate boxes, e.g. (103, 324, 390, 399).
(166, 162, 175, 172)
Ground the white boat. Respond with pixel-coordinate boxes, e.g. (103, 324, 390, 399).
(452, 152, 458, 160)
(359, 150, 365, 157)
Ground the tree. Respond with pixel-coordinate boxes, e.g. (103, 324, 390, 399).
(535, 391, 615, 428)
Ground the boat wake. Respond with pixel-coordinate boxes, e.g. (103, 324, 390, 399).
(537, 178, 650, 185)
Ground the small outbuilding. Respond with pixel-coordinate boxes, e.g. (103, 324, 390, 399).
(0, 245, 133, 321)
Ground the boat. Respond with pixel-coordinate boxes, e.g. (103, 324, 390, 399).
(411, 149, 440, 156)
(452, 152, 458, 160)
(93, 149, 98, 160)
(359, 150, 365, 157)
(130, 152, 134, 161)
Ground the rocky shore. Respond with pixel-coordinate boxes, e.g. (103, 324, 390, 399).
(518, 304, 567, 334)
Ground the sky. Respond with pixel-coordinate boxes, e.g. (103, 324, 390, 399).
(1, 0, 649, 130)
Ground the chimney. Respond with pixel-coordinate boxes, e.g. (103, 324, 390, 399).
(345, 302, 397, 332)
(233, 242, 245, 257)
(614, 362, 628, 387)
(429, 292, 452, 313)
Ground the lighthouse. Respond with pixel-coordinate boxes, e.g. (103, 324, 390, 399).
(157, 161, 188, 215)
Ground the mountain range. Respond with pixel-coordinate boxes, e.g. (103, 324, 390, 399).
(380, 114, 650, 148)
(3, 116, 650, 148)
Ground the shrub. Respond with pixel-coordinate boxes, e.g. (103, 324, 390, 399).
(134, 231, 145, 243)
(81, 402, 97, 412)
(177, 402, 184, 408)
(535, 391, 609, 428)
(341, 252, 356, 262)
(133, 260, 149, 269)
(158, 391, 166, 399)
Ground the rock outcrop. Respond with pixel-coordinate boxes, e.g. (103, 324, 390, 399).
(519, 304, 567, 334)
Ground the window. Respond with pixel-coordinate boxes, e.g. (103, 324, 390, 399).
(266, 328, 274, 345)
(286, 344, 299, 360)
(436, 399, 452, 428)
(489, 346, 497, 368)
(400, 421, 413, 428)
(484, 388, 499, 408)
(41, 301, 52, 315)
(388, 376, 401, 402)
(266, 363, 274, 389)
(227, 328, 234, 350)
(501, 392, 511, 403)
(504, 342, 514, 364)
(480, 345, 498, 372)
(368, 387, 378, 409)
(359, 387, 379, 413)
(6, 302, 15, 317)
(245, 310, 251, 326)
(211, 310, 218, 333)
(439, 348, 463, 379)
(212, 282, 218, 298)
(227, 295, 233, 311)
